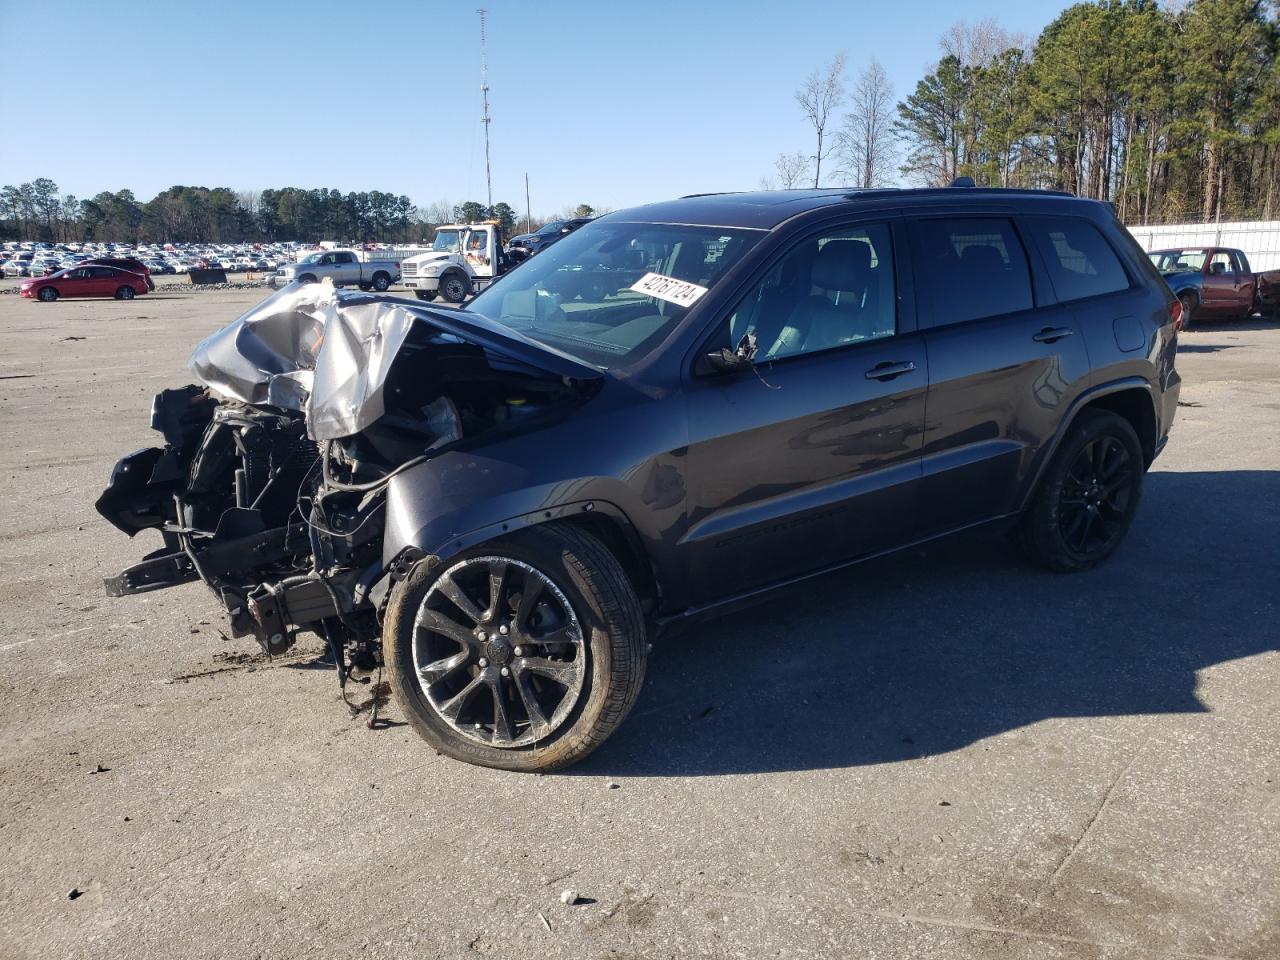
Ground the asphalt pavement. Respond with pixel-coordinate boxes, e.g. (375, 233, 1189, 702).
(0, 288, 1275, 959)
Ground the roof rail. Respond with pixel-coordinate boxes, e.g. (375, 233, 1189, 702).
(950, 176, 976, 188)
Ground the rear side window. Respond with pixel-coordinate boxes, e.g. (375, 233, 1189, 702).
(1026, 218, 1130, 302)
(913, 217, 1033, 325)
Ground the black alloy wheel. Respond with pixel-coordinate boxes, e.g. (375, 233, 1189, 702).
(115, 286, 135, 300)
(1017, 409, 1144, 572)
(1056, 435, 1135, 558)
(38, 286, 58, 302)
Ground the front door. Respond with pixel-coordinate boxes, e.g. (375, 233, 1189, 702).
(682, 220, 927, 605)
(1200, 250, 1247, 318)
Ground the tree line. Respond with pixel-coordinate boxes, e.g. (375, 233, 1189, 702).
(0, 181, 604, 244)
(775, 0, 1279, 224)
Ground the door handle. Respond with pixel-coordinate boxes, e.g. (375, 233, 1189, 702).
(1033, 326, 1073, 343)
(864, 360, 916, 381)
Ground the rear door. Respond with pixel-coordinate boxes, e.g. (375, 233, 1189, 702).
(335, 251, 360, 284)
(682, 218, 928, 603)
(907, 214, 1092, 535)
(89, 266, 119, 295)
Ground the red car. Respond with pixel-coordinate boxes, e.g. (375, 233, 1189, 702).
(20, 265, 150, 302)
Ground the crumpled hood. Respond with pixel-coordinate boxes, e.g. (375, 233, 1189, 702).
(187, 281, 600, 442)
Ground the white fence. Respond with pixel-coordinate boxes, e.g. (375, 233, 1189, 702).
(1124, 220, 1280, 271)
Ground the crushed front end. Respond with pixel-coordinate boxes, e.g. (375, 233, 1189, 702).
(96, 282, 595, 684)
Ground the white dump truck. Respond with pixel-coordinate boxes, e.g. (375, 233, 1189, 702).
(399, 221, 512, 303)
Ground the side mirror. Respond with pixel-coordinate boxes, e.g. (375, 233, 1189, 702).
(702, 331, 759, 374)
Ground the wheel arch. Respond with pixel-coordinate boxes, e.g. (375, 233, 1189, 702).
(391, 498, 659, 612)
(1018, 379, 1160, 511)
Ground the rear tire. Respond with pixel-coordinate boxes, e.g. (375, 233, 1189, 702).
(115, 286, 135, 300)
(37, 286, 58, 302)
(1178, 292, 1198, 331)
(1016, 410, 1144, 573)
(371, 272, 391, 292)
(385, 523, 648, 772)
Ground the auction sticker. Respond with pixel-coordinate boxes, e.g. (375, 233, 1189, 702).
(629, 272, 709, 308)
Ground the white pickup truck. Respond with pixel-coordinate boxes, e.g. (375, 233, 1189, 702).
(271, 249, 401, 291)
(399, 222, 511, 303)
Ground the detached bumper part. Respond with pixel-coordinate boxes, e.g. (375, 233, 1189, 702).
(104, 548, 198, 597)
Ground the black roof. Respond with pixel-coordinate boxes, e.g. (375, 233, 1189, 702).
(608, 187, 1084, 231)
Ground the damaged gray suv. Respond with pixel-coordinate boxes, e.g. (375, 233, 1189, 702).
(97, 187, 1181, 771)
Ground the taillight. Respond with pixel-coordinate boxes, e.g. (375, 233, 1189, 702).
(1169, 299, 1183, 331)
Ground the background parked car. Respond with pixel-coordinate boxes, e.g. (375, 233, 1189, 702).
(505, 216, 593, 260)
(84, 257, 156, 291)
(20, 265, 149, 302)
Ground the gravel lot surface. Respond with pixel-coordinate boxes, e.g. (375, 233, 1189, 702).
(0, 288, 1276, 959)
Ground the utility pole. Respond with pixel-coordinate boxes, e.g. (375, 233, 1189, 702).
(478, 8, 493, 212)
(525, 172, 532, 233)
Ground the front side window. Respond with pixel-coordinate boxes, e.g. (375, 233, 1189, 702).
(1209, 250, 1236, 276)
(466, 221, 762, 369)
(914, 217, 1033, 325)
(1025, 218, 1130, 302)
(721, 223, 897, 362)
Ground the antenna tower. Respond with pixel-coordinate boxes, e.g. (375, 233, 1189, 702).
(478, 8, 493, 211)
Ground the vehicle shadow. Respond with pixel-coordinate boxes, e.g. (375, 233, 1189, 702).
(574, 469, 1279, 777)
(1190, 314, 1280, 332)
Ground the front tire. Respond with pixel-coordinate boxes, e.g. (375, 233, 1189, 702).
(1178, 292, 1198, 332)
(37, 286, 58, 302)
(438, 272, 470, 304)
(414, 290, 437, 302)
(385, 523, 648, 772)
(115, 286, 135, 300)
(1016, 410, 1144, 573)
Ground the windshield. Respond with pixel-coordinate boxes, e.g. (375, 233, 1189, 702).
(299, 252, 324, 265)
(535, 220, 565, 236)
(466, 220, 763, 369)
(1150, 250, 1205, 272)
(433, 230, 461, 253)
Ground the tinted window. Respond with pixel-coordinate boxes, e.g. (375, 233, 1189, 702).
(914, 217, 1033, 325)
(723, 223, 897, 362)
(90, 267, 117, 278)
(1026, 218, 1130, 302)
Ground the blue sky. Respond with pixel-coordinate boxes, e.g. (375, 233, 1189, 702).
(0, 0, 1070, 216)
